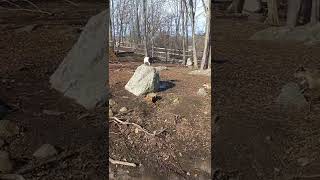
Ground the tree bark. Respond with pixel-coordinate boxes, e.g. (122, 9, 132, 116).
(181, 0, 186, 65)
(311, 0, 320, 24)
(227, 0, 245, 13)
(265, 0, 280, 26)
(201, 0, 211, 70)
(286, 0, 302, 27)
(188, 0, 198, 69)
(143, 0, 149, 57)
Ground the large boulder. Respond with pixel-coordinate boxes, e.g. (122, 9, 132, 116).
(242, 0, 262, 13)
(250, 23, 320, 45)
(49, 10, 107, 109)
(276, 82, 308, 109)
(125, 64, 160, 96)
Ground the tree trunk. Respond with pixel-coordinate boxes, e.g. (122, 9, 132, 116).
(286, 0, 302, 27)
(311, 0, 320, 24)
(265, 0, 280, 26)
(135, 0, 141, 49)
(143, 0, 149, 57)
(181, 0, 186, 65)
(201, 0, 211, 70)
(299, 0, 312, 25)
(188, 0, 198, 69)
(227, 0, 245, 13)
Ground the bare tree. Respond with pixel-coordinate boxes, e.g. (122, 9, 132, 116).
(200, 0, 211, 70)
(265, 0, 280, 26)
(227, 0, 245, 13)
(286, 0, 302, 27)
(143, 0, 149, 57)
(181, 0, 187, 64)
(311, 0, 320, 24)
(184, 0, 198, 69)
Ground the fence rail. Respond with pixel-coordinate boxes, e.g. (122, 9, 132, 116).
(109, 41, 203, 64)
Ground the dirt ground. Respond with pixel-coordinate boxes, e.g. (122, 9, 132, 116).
(213, 11, 320, 180)
(108, 54, 211, 179)
(0, 2, 107, 179)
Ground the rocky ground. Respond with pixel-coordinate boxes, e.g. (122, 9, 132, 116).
(213, 10, 320, 180)
(109, 54, 211, 180)
(0, 1, 107, 179)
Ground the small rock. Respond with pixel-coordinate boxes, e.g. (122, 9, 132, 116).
(15, 24, 38, 33)
(173, 98, 180, 104)
(197, 88, 208, 96)
(134, 128, 139, 134)
(145, 93, 158, 103)
(42, 110, 64, 116)
(0, 120, 19, 138)
(109, 99, 116, 107)
(109, 109, 113, 117)
(265, 136, 272, 141)
(297, 157, 310, 167)
(33, 144, 58, 159)
(203, 83, 211, 90)
(119, 107, 128, 113)
(0, 151, 13, 173)
(0, 174, 25, 180)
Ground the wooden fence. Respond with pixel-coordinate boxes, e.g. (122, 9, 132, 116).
(109, 41, 203, 64)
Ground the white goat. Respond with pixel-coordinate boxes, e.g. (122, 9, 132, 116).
(144, 57, 151, 66)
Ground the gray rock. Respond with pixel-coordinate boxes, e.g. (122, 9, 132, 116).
(33, 144, 58, 159)
(189, 69, 211, 77)
(0, 174, 25, 180)
(276, 82, 308, 109)
(42, 110, 64, 116)
(125, 64, 160, 96)
(155, 66, 168, 72)
(242, 0, 262, 13)
(109, 99, 116, 107)
(109, 109, 113, 117)
(119, 107, 128, 113)
(197, 88, 208, 96)
(0, 151, 13, 173)
(50, 10, 108, 109)
(250, 23, 320, 45)
(0, 120, 19, 138)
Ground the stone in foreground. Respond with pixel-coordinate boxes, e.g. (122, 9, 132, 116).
(49, 10, 108, 109)
(276, 82, 308, 109)
(125, 64, 160, 96)
(33, 144, 58, 159)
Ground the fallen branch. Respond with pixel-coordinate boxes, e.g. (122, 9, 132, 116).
(291, 174, 320, 179)
(109, 157, 137, 167)
(0, 174, 25, 180)
(0, 5, 52, 15)
(62, 0, 79, 7)
(110, 116, 165, 136)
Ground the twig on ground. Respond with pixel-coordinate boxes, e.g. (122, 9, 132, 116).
(291, 174, 320, 179)
(62, 0, 79, 7)
(109, 157, 137, 167)
(0, 0, 21, 8)
(110, 116, 165, 136)
(21, 0, 41, 11)
(0, 5, 52, 15)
